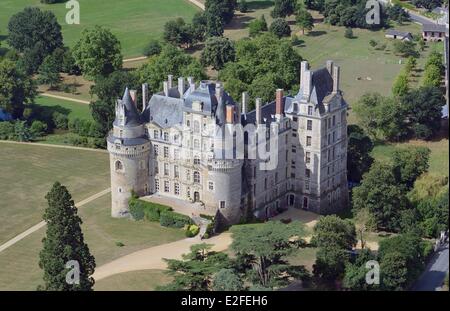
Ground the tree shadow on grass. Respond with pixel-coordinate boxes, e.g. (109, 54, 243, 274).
(307, 30, 327, 37)
(29, 103, 71, 122)
(226, 14, 254, 30)
(247, 1, 274, 11)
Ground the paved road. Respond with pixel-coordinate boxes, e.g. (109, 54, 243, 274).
(413, 243, 449, 291)
(408, 10, 435, 25)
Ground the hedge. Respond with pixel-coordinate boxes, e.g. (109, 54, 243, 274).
(129, 198, 173, 221)
(160, 210, 193, 228)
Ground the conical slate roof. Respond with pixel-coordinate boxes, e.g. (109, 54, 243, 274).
(115, 87, 142, 127)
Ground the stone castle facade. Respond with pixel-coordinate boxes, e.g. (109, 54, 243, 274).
(107, 61, 349, 224)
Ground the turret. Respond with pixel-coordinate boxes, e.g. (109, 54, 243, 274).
(107, 88, 151, 218)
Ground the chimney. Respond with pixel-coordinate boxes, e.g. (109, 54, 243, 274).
(300, 61, 309, 87)
(178, 77, 185, 98)
(256, 98, 262, 125)
(226, 105, 234, 124)
(163, 81, 169, 96)
(187, 77, 195, 92)
(241, 92, 249, 115)
(302, 70, 312, 98)
(130, 90, 137, 104)
(142, 83, 148, 112)
(275, 89, 284, 117)
(167, 75, 173, 89)
(326, 60, 334, 76)
(215, 83, 224, 100)
(333, 65, 340, 93)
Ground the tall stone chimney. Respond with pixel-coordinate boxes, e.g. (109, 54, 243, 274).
(178, 77, 185, 98)
(275, 89, 284, 117)
(130, 90, 137, 104)
(241, 92, 249, 115)
(215, 83, 224, 100)
(163, 81, 169, 97)
(187, 77, 195, 92)
(300, 61, 312, 98)
(226, 105, 234, 124)
(142, 83, 148, 112)
(167, 75, 173, 89)
(326, 60, 334, 76)
(256, 98, 262, 125)
(333, 65, 340, 94)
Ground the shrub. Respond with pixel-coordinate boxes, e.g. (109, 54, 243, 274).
(160, 210, 193, 228)
(0, 122, 15, 140)
(143, 40, 162, 57)
(185, 224, 200, 237)
(128, 198, 173, 222)
(52, 112, 68, 129)
(30, 120, 48, 137)
(115, 241, 125, 247)
(345, 28, 353, 39)
(269, 18, 291, 38)
(129, 199, 145, 220)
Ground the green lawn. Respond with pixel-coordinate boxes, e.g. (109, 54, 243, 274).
(0, 193, 185, 290)
(0, 143, 110, 244)
(372, 139, 449, 178)
(0, 0, 199, 58)
(94, 269, 171, 291)
(287, 247, 318, 272)
(34, 95, 92, 121)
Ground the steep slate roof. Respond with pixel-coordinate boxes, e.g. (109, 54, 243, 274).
(114, 88, 142, 127)
(385, 29, 413, 39)
(310, 68, 333, 105)
(423, 23, 447, 32)
(142, 94, 183, 129)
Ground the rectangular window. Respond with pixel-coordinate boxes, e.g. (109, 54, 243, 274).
(155, 163, 159, 175)
(186, 169, 190, 181)
(291, 173, 296, 178)
(306, 136, 312, 146)
(308, 106, 313, 115)
(305, 182, 310, 190)
(174, 183, 180, 195)
(164, 181, 170, 193)
(174, 149, 180, 160)
(208, 181, 214, 191)
(333, 131, 336, 142)
(264, 178, 268, 190)
(220, 201, 226, 209)
(305, 152, 311, 164)
(328, 118, 331, 129)
(307, 120, 313, 131)
(174, 165, 179, 178)
(164, 146, 169, 158)
(293, 117, 298, 122)
(332, 115, 336, 126)
(163, 132, 169, 141)
(155, 179, 160, 192)
(305, 169, 311, 178)
(153, 130, 159, 139)
(164, 163, 169, 176)
(154, 145, 159, 157)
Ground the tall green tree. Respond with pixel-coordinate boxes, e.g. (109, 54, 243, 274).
(231, 221, 308, 289)
(72, 26, 123, 79)
(271, 0, 296, 18)
(347, 124, 374, 183)
(0, 59, 36, 118)
(38, 54, 61, 89)
(353, 163, 409, 232)
(423, 64, 443, 87)
(392, 72, 409, 97)
(296, 9, 314, 34)
(311, 215, 357, 250)
(38, 182, 96, 291)
(269, 18, 292, 38)
(201, 37, 236, 70)
(212, 268, 244, 291)
(391, 147, 430, 189)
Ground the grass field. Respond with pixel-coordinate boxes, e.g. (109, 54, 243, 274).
(94, 269, 171, 291)
(0, 193, 185, 290)
(34, 95, 92, 121)
(0, 143, 109, 244)
(372, 139, 449, 177)
(0, 0, 199, 58)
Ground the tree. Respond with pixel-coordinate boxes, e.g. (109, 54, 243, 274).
(238, 0, 249, 13)
(163, 18, 195, 48)
(412, 0, 443, 11)
(89, 70, 139, 136)
(158, 243, 230, 291)
(38, 54, 61, 89)
(405, 56, 417, 74)
(248, 15, 268, 37)
(392, 40, 418, 58)
(296, 9, 314, 34)
(13, 121, 35, 142)
(311, 215, 357, 250)
(72, 26, 123, 79)
(347, 124, 374, 183)
(143, 40, 162, 57)
(423, 64, 442, 87)
(137, 44, 207, 96)
(352, 163, 409, 232)
(387, 4, 410, 24)
(271, 0, 296, 18)
(38, 182, 96, 290)
(7, 7, 63, 59)
(231, 221, 308, 289)
(425, 51, 444, 73)
(212, 268, 244, 291)
(0, 59, 36, 118)
(401, 86, 445, 139)
(201, 37, 236, 70)
(192, 12, 207, 42)
(204, 0, 237, 37)
(380, 252, 408, 290)
(343, 249, 377, 290)
(344, 28, 353, 39)
(313, 245, 350, 284)
(392, 72, 409, 97)
(392, 147, 430, 190)
(269, 18, 291, 38)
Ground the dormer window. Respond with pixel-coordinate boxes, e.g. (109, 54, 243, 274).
(308, 106, 313, 116)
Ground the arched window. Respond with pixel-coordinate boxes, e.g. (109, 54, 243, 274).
(193, 171, 200, 184)
(115, 160, 123, 172)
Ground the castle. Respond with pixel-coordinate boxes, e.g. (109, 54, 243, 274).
(107, 60, 349, 225)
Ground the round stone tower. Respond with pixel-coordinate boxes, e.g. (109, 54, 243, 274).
(107, 88, 150, 218)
